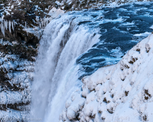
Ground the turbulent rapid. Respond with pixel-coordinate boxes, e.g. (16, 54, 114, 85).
(31, 2, 153, 122)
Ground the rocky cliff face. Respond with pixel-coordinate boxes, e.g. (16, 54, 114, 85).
(0, 50, 34, 121)
(0, 1, 51, 121)
(0, 0, 67, 120)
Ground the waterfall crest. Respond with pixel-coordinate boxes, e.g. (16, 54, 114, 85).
(31, 14, 100, 122)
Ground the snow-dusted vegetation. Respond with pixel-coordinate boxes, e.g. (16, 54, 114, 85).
(0, 51, 34, 121)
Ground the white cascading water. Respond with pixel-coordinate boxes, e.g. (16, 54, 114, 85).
(31, 14, 100, 122)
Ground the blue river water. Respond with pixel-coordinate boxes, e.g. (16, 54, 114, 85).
(71, 2, 153, 78)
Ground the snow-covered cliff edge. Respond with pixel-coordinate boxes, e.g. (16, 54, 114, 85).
(61, 33, 153, 122)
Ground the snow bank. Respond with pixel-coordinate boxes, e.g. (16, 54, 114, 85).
(61, 34, 153, 122)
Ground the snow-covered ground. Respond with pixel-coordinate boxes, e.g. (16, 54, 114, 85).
(61, 34, 153, 122)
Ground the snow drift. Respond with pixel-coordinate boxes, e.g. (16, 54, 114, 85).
(60, 34, 153, 122)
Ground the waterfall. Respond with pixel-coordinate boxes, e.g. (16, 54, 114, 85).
(31, 14, 100, 122)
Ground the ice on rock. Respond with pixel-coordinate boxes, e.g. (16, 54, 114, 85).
(4, 20, 8, 30)
(9, 21, 12, 33)
(61, 34, 153, 121)
(1, 23, 5, 36)
(0, 20, 15, 36)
